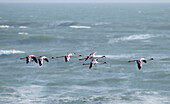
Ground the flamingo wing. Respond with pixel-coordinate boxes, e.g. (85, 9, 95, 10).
(65, 56, 68, 62)
(85, 52, 95, 61)
(137, 61, 142, 70)
(89, 62, 93, 69)
(91, 52, 96, 56)
(38, 59, 42, 66)
(44, 58, 49, 62)
(142, 60, 147, 63)
(85, 56, 89, 61)
(32, 57, 38, 63)
(26, 57, 29, 64)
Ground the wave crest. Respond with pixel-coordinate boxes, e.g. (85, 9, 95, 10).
(96, 54, 136, 59)
(19, 26, 29, 29)
(0, 25, 13, 29)
(109, 34, 155, 43)
(94, 22, 110, 26)
(69, 26, 91, 29)
(0, 50, 25, 56)
(18, 32, 29, 35)
(57, 21, 78, 26)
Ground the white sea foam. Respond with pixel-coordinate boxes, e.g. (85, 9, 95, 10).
(94, 22, 110, 26)
(0, 25, 13, 29)
(109, 34, 155, 43)
(18, 32, 29, 35)
(0, 50, 25, 56)
(132, 90, 170, 104)
(55, 91, 169, 104)
(69, 25, 91, 29)
(12, 85, 44, 104)
(19, 26, 28, 29)
(95, 54, 136, 59)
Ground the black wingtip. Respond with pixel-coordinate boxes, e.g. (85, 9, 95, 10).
(85, 56, 89, 61)
(26, 57, 29, 64)
(65, 56, 68, 62)
(89, 63, 92, 69)
(38, 59, 42, 66)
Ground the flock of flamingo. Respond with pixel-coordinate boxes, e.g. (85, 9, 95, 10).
(20, 52, 154, 70)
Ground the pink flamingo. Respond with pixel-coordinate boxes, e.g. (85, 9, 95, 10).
(79, 52, 105, 61)
(38, 56, 49, 66)
(83, 58, 107, 69)
(56, 53, 82, 62)
(128, 58, 154, 70)
(20, 55, 39, 64)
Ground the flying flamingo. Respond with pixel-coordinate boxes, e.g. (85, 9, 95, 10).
(83, 58, 107, 69)
(38, 56, 49, 66)
(20, 55, 39, 64)
(128, 58, 154, 70)
(79, 52, 105, 61)
(56, 53, 82, 62)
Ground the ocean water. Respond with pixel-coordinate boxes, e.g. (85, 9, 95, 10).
(0, 3, 170, 104)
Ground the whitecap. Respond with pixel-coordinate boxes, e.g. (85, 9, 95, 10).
(0, 25, 13, 29)
(108, 34, 155, 43)
(0, 50, 25, 56)
(19, 26, 28, 29)
(94, 22, 110, 26)
(18, 32, 29, 35)
(95, 54, 136, 59)
(132, 90, 170, 104)
(69, 25, 91, 29)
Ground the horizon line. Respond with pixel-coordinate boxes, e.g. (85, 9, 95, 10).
(1, 2, 170, 3)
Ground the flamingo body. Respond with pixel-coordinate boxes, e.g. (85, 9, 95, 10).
(38, 56, 49, 66)
(85, 52, 96, 61)
(128, 58, 153, 70)
(83, 58, 107, 69)
(26, 55, 38, 64)
(56, 53, 81, 62)
(80, 52, 105, 61)
(65, 53, 75, 62)
(89, 58, 99, 69)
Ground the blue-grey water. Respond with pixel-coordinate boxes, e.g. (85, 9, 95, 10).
(0, 3, 170, 104)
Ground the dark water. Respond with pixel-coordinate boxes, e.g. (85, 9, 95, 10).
(0, 3, 170, 104)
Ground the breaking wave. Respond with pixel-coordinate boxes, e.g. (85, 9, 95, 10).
(19, 26, 29, 29)
(96, 54, 136, 59)
(0, 25, 13, 29)
(69, 25, 91, 29)
(94, 22, 110, 26)
(0, 50, 25, 56)
(108, 34, 155, 43)
(18, 32, 29, 35)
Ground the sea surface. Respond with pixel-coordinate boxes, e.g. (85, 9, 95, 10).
(0, 3, 170, 104)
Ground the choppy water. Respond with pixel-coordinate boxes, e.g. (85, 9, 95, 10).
(0, 3, 170, 104)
